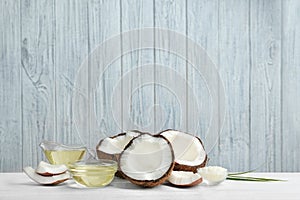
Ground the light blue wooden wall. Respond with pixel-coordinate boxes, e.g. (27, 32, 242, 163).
(0, 0, 299, 172)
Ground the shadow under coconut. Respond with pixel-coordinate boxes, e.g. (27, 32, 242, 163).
(19, 181, 69, 187)
(111, 178, 152, 190)
(162, 182, 201, 189)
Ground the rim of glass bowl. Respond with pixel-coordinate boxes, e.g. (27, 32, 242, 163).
(68, 159, 118, 174)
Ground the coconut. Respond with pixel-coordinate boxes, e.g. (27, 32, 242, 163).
(197, 166, 227, 185)
(36, 161, 68, 176)
(23, 166, 70, 185)
(119, 133, 175, 187)
(159, 129, 207, 172)
(96, 130, 142, 162)
(168, 171, 203, 187)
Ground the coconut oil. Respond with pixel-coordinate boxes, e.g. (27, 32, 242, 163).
(44, 149, 86, 165)
(68, 160, 117, 187)
(72, 166, 116, 187)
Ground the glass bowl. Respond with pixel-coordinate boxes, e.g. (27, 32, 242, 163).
(40, 141, 86, 165)
(68, 159, 117, 188)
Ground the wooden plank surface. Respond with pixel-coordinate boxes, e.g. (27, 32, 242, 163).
(0, 0, 22, 172)
(21, 0, 56, 168)
(87, 0, 122, 148)
(187, 0, 220, 165)
(154, 0, 187, 133)
(282, 0, 300, 172)
(218, 0, 251, 172)
(249, 0, 282, 172)
(121, 0, 155, 133)
(1, 0, 300, 172)
(55, 0, 89, 147)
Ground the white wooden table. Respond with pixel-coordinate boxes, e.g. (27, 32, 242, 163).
(0, 173, 299, 200)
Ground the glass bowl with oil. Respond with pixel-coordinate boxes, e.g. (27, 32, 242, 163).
(40, 141, 86, 165)
(68, 159, 118, 187)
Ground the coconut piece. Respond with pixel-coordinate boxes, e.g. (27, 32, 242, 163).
(23, 167, 70, 185)
(119, 133, 175, 187)
(168, 171, 202, 187)
(159, 129, 207, 172)
(96, 130, 141, 162)
(197, 166, 227, 185)
(35, 161, 68, 176)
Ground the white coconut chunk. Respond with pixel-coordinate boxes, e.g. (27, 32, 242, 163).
(197, 166, 227, 185)
(160, 130, 207, 170)
(36, 161, 67, 176)
(98, 131, 140, 154)
(99, 138, 123, 154)
(24, 167, 70, 185)
(119, 134, 174, 187)
(168, 171, 202, 187)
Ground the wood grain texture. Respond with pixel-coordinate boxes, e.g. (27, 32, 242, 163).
(55, 0, 89, 147)
(187, 0, 219, 165)
(121, 0, 155, 132)
(249, 0, 282, 172)
(218, 0, 251, 172)
(282, 0, 300, 172)
(0, 0, 22, 172)
(1, 0, 300, 172)
(21, 0, 56, 168)
(87, 0, 122, 148)
(154, 0, 187, 133)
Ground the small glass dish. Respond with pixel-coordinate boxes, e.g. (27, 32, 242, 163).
(40, 141, 86, 165)
(68, 159, 118, 188)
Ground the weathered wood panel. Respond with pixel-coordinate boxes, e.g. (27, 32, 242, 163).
(0, 0, 22, 172)
(55, 0, 89, 147)
(249, 0, 282, 172)
(87, 0, 122, 148)
(187, 0, 220, 165)
(122, 0, 155, 132)
(282, 0, 300, 172)
(218, 0, 251, 171)
(21, 0, 56, 168)
(1, 0, 300, 172)
(154, 0, 187, 132)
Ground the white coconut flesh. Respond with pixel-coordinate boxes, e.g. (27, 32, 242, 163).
(160, 130, 206, 167)
(197, 166, 227, 184)
(24, 167, 70, 185)
(36, 161, 67, 176)
(168, 171, 202, 186)
(119, 134, 174, 181)
(98, 131, 141, 154)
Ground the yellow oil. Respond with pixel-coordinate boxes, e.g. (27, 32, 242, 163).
(44, 149, 86, 165)
(69, 165, 117, 187)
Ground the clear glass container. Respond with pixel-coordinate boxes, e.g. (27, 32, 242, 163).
(40, 141, 86, 165)
(68, 159, 118, 187)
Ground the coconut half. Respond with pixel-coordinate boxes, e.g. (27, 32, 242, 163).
(159, 130, 207, 172)
(36, 161, 68, 176)
(24, 167, 70, 185)
(119, 133, 175, 187)
(168, 171, 202, 187)
(96, 130, 141, 162)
